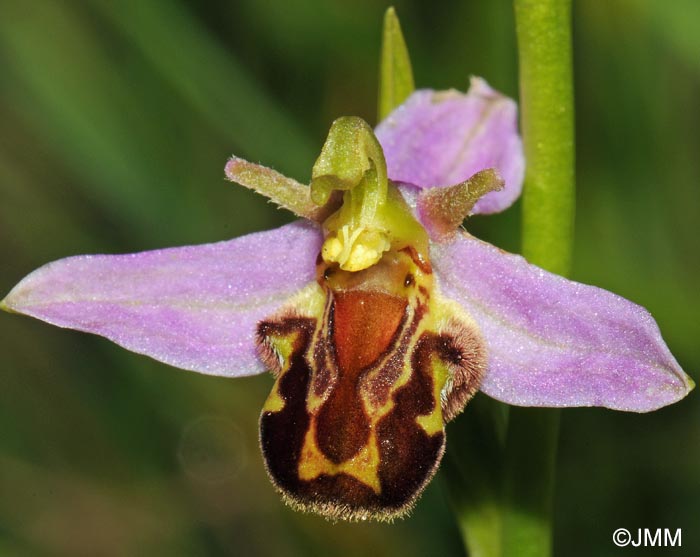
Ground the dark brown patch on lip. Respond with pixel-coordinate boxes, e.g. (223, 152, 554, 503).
(374, 331, 446, 508)
(311, 333, 332, 396)
(315, 291, 407, 464)
(259, 317, 315, 489)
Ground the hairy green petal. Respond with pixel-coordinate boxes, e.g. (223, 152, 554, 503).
(418, 169, 504, 240)
(225, 157, 339, 222)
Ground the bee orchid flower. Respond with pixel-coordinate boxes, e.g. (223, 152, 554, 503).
(1, 78, 693, 522)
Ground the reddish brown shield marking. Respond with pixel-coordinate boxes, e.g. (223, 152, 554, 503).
(332, 291, 406, 373)
(315, 291, 407, 464)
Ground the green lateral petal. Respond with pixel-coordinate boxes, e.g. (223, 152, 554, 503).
(418, 169, 505, 241)
(225, 156, 339, 222)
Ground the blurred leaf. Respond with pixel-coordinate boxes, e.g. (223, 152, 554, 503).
(443, 395, 508, 557)
(0, 0, 191, 238)
(628, 0, 700, 74)
(89, 0, 316, 177)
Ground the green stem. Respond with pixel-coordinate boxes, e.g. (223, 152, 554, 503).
(516, 0, 575, 275)
(502, 1, 575, 557)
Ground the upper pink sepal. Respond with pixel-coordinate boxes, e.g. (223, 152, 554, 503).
(376, 77, 524, 215)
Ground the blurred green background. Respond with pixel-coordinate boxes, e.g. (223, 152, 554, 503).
(0, 0, 698, 555)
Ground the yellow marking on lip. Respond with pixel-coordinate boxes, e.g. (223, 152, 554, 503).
(262, 331, 298, 414)
(262, 383, 286, 413)
(298, 420, 382, 494)
(415, 355, 448, 436)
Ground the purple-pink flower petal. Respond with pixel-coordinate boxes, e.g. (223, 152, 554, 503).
(2, 221, 323, 377)
(432, 233, 694, 412)
(376, 77, 524, 215)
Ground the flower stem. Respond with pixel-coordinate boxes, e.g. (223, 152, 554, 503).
(516, 0, 575, 276)
(503, 1, 575, 557)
